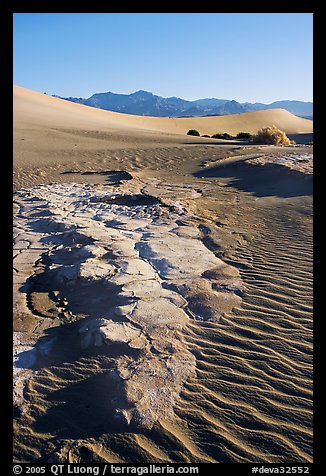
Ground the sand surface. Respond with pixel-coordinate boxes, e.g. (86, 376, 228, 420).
(13, 87, 313, 463)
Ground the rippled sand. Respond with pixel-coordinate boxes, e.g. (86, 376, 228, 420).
(13, 153, 312, 463)
(180, 198, 313, 462)
(13, 87, 313, 463)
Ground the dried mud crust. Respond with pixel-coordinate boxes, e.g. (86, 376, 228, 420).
(13, 178, 242, 430)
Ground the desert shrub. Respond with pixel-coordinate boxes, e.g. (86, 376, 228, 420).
(236, 132, 252, 139)
(252, 126, 295, 145)
(211, 132, 232, 139)
(187, 129, 200, 136)
(201, 134, 210, 138)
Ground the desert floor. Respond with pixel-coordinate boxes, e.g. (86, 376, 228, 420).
(13, 89, 313, 463)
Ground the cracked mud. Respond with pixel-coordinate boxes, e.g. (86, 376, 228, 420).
(13, 178, 242, 430)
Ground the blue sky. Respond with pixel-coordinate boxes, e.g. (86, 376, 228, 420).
(13, 13, 313, 103)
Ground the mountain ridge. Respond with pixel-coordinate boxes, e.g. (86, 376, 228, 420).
(14, 85, 313, 139)
(52, 90, 313, 118)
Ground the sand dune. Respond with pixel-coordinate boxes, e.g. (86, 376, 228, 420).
(13, 84, 313, 463)
(14, 85, 313, 136)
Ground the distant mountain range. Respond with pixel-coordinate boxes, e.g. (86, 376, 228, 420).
(53, 90, 313, 119)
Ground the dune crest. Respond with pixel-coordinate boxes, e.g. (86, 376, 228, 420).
(13, 83, 313, 463)
(14, 85, 313, 136)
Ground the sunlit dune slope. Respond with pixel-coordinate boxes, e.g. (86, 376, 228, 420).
(14, 86, 313, 136)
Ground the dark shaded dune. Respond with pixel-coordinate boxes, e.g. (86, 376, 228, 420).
(194, 162, 312, 198)
(287, 133, 313, 144)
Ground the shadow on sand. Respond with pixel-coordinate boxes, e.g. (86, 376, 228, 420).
(61, 170, 133, 185)
(194, 162, 312, 198)
(16, 320, 141, 438)
(184, 140, 251, 146)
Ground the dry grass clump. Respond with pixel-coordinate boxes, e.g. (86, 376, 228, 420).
(252, 125, 295, 145)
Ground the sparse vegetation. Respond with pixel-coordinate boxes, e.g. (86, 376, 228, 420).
(201, 134, 210, 138)
(252, 126, 295, 145)
(236, 132, 252, 139)
(187, 129, 200, 136)
(211, 133, 233, 140)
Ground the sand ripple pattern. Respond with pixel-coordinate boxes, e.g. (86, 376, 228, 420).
(178, 201, 313, 463)
(13, 181, 312, 463)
